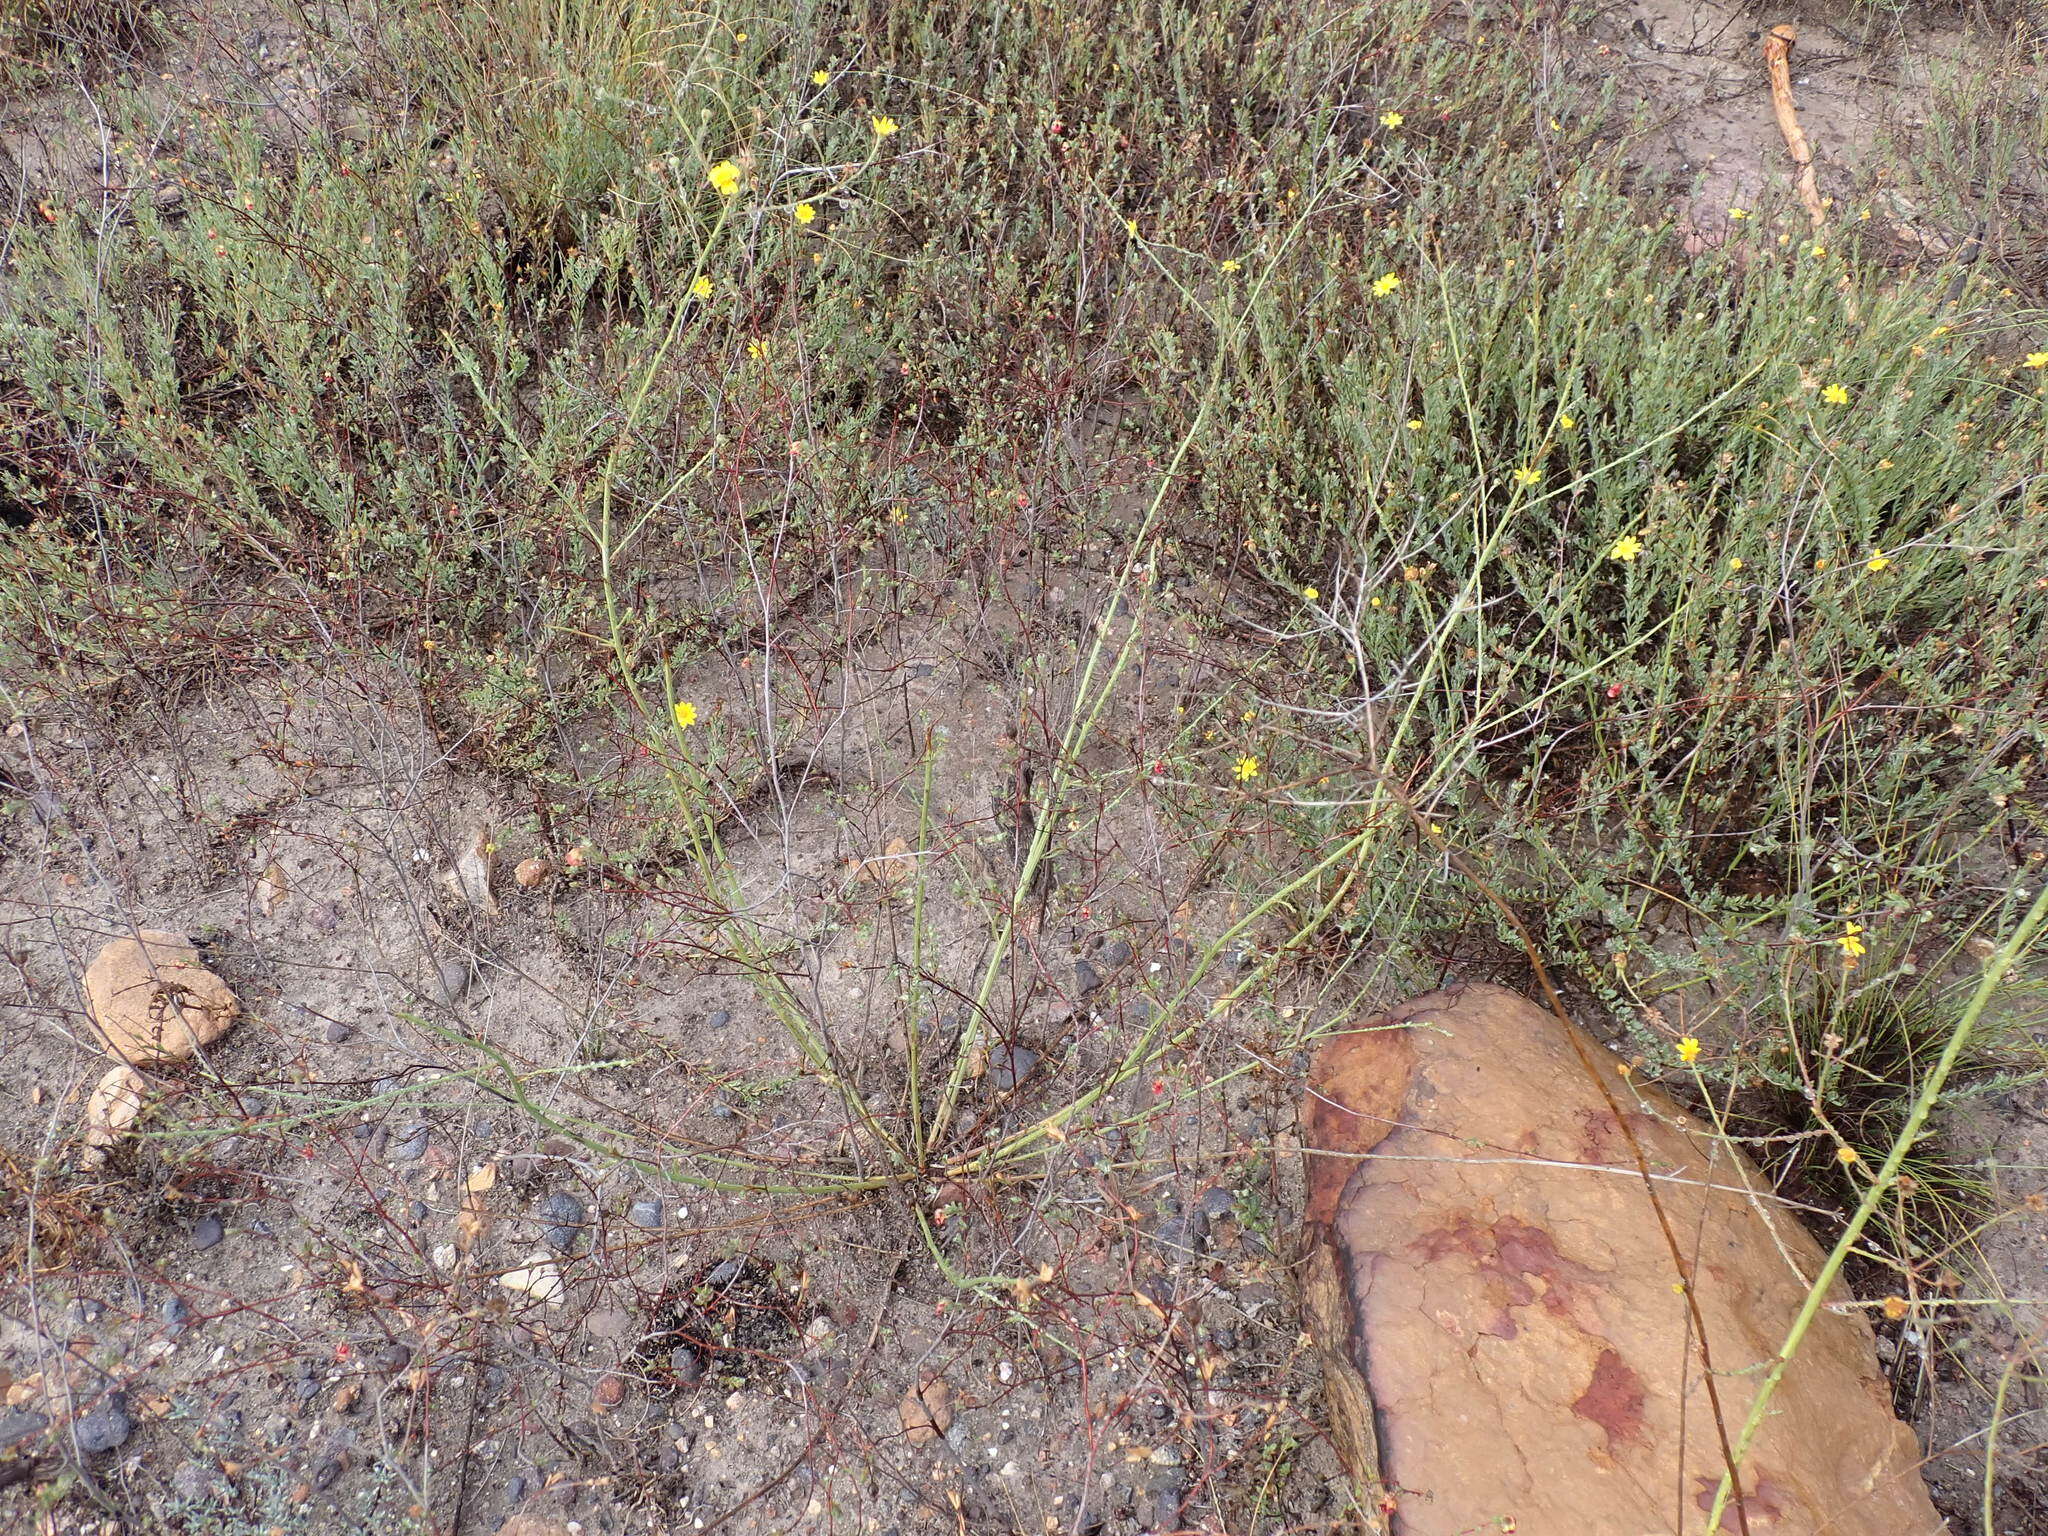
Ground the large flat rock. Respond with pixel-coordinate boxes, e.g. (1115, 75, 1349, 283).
(1300, 982, 1944, 1535)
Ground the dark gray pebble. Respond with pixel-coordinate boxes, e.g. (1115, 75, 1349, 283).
(628, 1199, 664, 1228)
(506, 1474, 527, 1504)
(1074, 958, 1103, 995)
(73, 1396, 133, 1454)
(312, 1454, 344, 1490)
(988, 1042, 1038, 1093)
(0, 1410, 48, 1450)
(325, 1020, 355, 1044)
(706, 1009, 731, 1028)
(669, 1347, 704, 1383)
(392, 1125, 429, 1161)
(1102, 939, 1134, 968)
(162, 1295, 191, 1331)
(192, 1215, 224, 1251)
(540, 1191, 585, 1225)
(704, 1257, 743, 1288)
(542, 1224, 579, 1252)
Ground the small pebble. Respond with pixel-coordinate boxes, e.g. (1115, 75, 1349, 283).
(0, 1410, 48, 1450)
(162, 1295, 191, 1332)
(73, 1396, 134, 1453)
(706, 1009, 732, 1029)
(192, 1215, 224, 1250)
(435, 957, 471, 1003)
(325, 1020, 355, 1044)
(1074, 958, 1103, 995)
(705, 1257, 743, 1288)
(392, 1125, 429, 1161)
(628, 1199, 664, 1229)
(312, 1454, 344, 1490)
(1102, 939, 1134, 967)
(506, 1475, 527, 1504)
(988, 1042, 1038, 1093)
(669, 1347, 705, 1384)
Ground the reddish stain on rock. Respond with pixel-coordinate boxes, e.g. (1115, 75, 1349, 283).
(1572, 1347, 1646, 1451)
(1412, 1214, 1603, 1339)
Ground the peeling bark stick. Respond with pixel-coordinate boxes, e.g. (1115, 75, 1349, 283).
(1764, 25, 1827, 230)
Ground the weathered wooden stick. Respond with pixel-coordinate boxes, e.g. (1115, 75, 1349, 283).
(1764, 25, 1827, 230)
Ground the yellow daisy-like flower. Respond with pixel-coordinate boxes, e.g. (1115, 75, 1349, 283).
(1302, 586, 1319, 601)
(1125, 218, 1139, 237)
(1677, 1037, 1701, 1065)
(1836, 1145, 1860, 1166)
(1232, 755, 1260, 782)
(1837, 921, 1866, 959)
(673, 701, 698, 729)
(1558, 412, 1576, 429)
(1371, 272, 1400, 297)
(1608, 533, 1644, 563)
(1820, 383, 1850, 405)
(1511, 466, 1540, 487)
(690, 275, 713, 300)
(811, 69, 830, 86)
(1379, 110, 1404, 128)
(2026, 352, 2048, 369)
(1220, 258, 1240, 273)
(707, 159, 742, 197)
(1727, 207, 1749, 220)
(871, 115, 899, 138)
(746, 340, 769, 360)
(1728, 556, 1743, 571)
(1809, 243, 1827, 258)
(795, 202, 817, 224)
(1865, 550, 1890, 572)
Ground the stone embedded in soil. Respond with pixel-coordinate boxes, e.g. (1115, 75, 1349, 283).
(1299, 981, 1948, 1536)
(628, 1198, 664, 1228)
(0, 1411, 48, 1450)
(72, 1396, 134, 1453)
(1074, 958, 1103, 995)
(1102, 938, 1134, 968)
(324, 1020, 355, 1044)
(190, 1215, 224, 1250)
(669, 1346, 705, 1384)
(161, 1295, 191, 1332)
(81, 1062, 146, 1166)
(170, 1459, 231, 1504)
(391, 1124, 429, 1161)
(435, 957, 471, 1003)
(899, 1378, 954, 1444)
(83, 931, 240, 1064)
(707, 1009, 732, 1028)
(987, 1042, 1038, 1093)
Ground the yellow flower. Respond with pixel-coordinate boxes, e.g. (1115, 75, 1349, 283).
(1125, 218, 1139, 236)
(673, 701, 698, 729)
(1379, 110, 1404, 128)
(1558, 412, 1576, 429)
(747, 340, 769, 359)
(1232, 755, 1260, 782)
(1877, 458, 1894, 469)
(871, 115, 899, 138)
(707, 159, 742, 197)
(1608, 533, 1644, 563)
(1820, 383, 1850, 405)
(1865, 550, 1890, 572)
(811, 69, 830, 85)
(795, 202, 818, 224)
(1809, 243, 1826, 257)
(1371, 272, 1400, 296)
(1220, 258, 1240, 273)
(1837, 921, 1866, 959)
(1727, 207, 1749, 220)
(1405, 418, 1422, 430)
(690, 275, 713, 300)
(1836, 1145, 1860, 1166)
(1369, 595, 1383, 608)
(1512, 466, 1540, 487)
(1677, 1037, 1701, 1065)
(2026, 352, 2048, 369)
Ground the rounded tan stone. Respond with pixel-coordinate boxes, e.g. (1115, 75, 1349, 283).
(83, 931, 240, 1064)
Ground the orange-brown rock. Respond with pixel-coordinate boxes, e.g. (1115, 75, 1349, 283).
(82, 931, 240, 1064)
(1300, 982, 1943, 1535)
